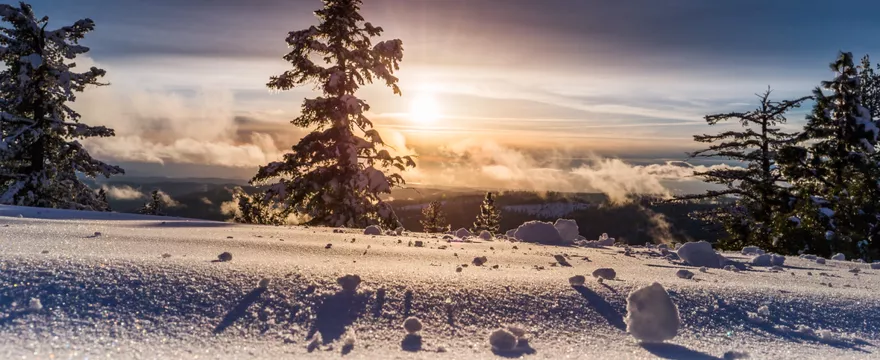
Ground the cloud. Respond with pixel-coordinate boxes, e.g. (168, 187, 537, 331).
(100, 185, 145, 200)
(156, 190, 181, 208)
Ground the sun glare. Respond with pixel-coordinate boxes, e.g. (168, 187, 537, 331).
(409, 92, 441, 124)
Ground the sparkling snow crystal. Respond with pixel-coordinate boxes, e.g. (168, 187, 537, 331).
(625, 283, 680, 342)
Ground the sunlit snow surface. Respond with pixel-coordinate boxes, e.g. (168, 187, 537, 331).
(0, 205, 878, 359)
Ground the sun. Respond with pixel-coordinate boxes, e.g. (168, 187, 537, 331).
(409, 92, 441, 124)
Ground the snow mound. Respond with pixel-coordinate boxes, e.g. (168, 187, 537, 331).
(395, 227, 405, 235)
(831, 253, 846, 261)
(742, 246, 765, 255)
(505, 229, 516, 238)
(751, 254, 772, 267)
(569, 275, 586, 286)
(553, 219, 580, 242)
(816, 258, 826, 264)
(513, 221, 565, 245)
(771, 254, 785, 266)
(872, 263, 880, 270)
(479, 230, 492, 241)
(364, 225, 382, 235)
(625, 282, 680, 342)
(454, 228, 472, 239)
(677, 241, 722, 268)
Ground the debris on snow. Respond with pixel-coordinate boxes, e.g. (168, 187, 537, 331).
(403, 317, 423, 334)
(489, 328, 518, 351)
(592, 268, 616, 280)
(28, 298, 43, 312)
(675, 269, 694, 279)
(625, 283, 680, 342)
(677, 241, 722, 268)
(325, 243, 332, 249)
(831, 253, 846, 261)
(512, 221, 565, 245)
(553, 219, 580, 242)
(364, 225, 382, 236)
(337, 274, 361, 292)
(217, 252, 233, 262)
(569, 275, 586, 286)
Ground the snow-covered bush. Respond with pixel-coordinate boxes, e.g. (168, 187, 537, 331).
(625, 283, 680, 342)
(512, 221, 565, 245)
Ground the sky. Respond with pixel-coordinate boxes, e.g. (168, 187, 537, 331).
(23, 0, 880, 195)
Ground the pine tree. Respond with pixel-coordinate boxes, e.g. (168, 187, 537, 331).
(779, 52, 880, 258)
(0, 3, 123, 210)
(230, 187, 289, 226)
(138, 190, 164, 216)
(96, 188, 110, 211)
(420, 200, 448, 233)
(858, 55, 880, 120)
(472, 192, 501, 234)
(670, 89, 809, 252)
(251, 0, 415, 229)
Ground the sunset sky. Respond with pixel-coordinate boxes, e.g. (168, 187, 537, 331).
(25, 0, 880, 193)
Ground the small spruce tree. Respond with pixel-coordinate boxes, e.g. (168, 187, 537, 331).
(472, 192, 501, 234)
(670, 89, 809, 253)
(251, 0, 415, 229)
(0, 2, 123, 210)
(420, 200, 448, 233)
(138, 190, 164, 216)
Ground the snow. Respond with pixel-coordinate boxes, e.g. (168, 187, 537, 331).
(771, 254, 785, 266)
(751, 254, 772, 267)
(1, 205, 879, 359)
(871, 263, 880, 270)
(831, 253, 846, 261)
(553, 219, 580, 242)
(676, 269, 694, 279)
(625, 283, 680, 343)
(512, 221, 565, 245)
(364, 225, 382, 235)
(568, 275, 586, 286)
(676, 241, 723, 268)
(22, 53, 42, 68)
(817, 258, 826, 264)
(28, 297, 43, 312)
(505, 229, 516, 238)
(479, 230, 492, 240)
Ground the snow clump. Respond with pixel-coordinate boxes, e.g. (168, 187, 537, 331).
(569, 275, 586, 286)
(364, 225, 382, 235)
(831, 253, 846, 261)
(512, 221, 565, 245)
(337, 274, 361, 292)
(553, 219, 580, 242)
(454, 228, 472, 239)
(816, 258, 826, 264)
(403, 317, 423, 334)
(771, 254, 785, 266)
(479, 230, 492, 240)
(28, 298, 43, 312)
(625, 282, 680, 342)
(592, 268, 616, 280)
(677, 241, 722, 268)
(489, 328, 518, 351)
(675, 269, 694, 279)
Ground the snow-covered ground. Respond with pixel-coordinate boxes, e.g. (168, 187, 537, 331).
(0, 205, 878, 359)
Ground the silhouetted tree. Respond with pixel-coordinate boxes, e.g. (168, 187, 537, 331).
(420, 200, 448, 233)
(671, 88, 809, 253)
(0, 2, 122, 209)
(229, 187, 289, 225)
(472, 192, 501, 234)
(138, 190, 164, 216)
(251, 0, 414, 229)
